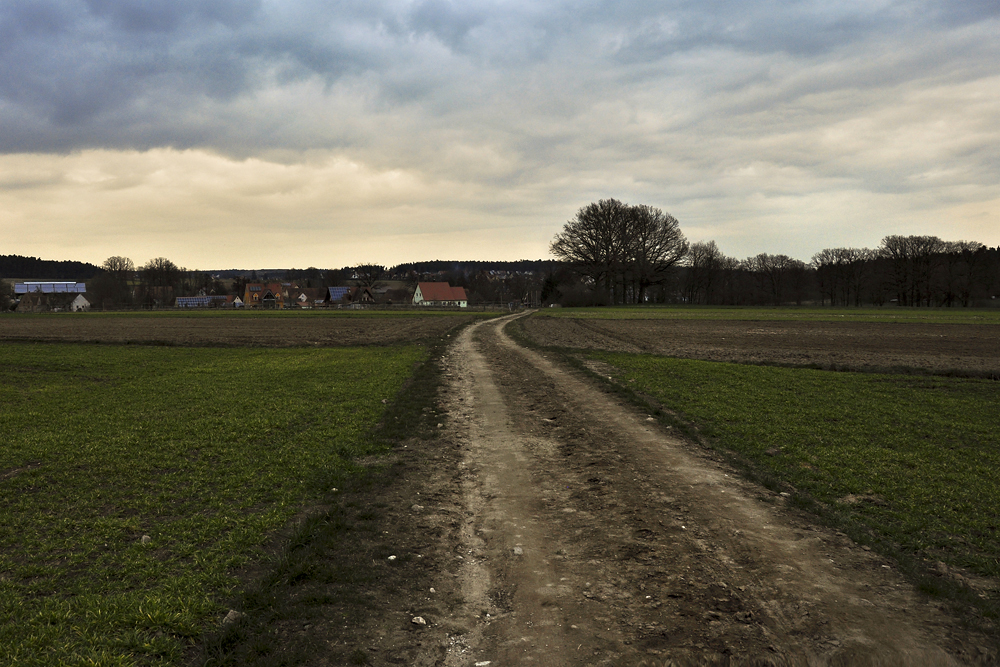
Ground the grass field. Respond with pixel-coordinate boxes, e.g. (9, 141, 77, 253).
(537, 305, 1000, 325)
(589, 352, 1000, 581)
(0, 342, 425, 665)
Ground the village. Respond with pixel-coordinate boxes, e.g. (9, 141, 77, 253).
(9, 279, 472, 312)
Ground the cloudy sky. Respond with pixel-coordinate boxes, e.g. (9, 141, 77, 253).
(1, 0, 997, 270)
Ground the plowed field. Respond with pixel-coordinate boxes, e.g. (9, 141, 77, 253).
(520, 316, 1000, 375)
(0, 313, 476, 347)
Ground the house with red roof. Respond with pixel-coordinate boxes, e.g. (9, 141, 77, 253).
(243, 283, 285, 309)
(413, 282, 468, 308)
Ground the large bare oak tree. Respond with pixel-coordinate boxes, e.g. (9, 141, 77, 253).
(550, 199, 688, 304)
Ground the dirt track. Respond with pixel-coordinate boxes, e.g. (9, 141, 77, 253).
(404, 313, 990, 666)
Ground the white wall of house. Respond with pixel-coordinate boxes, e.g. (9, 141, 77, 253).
(69, 295, 90, 312)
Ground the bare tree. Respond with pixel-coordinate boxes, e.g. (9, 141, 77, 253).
(743, 254, 804, 305)
(103, 256, 134, 279)
(685, 240, 725, 304)
(879, 235, 947, 306)
(811, 248, 840, 306)
(138, 257, 181, 306)
(99, 256, 135, 306)
(811, 247, 874, 306)
(550, 199, 687, 304)
(353, 264, 386, 290)
(625, 205, 688, 303)
(939, 241, 987, 307)
(550, 198, 630, 302)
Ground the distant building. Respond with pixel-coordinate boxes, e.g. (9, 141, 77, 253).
(243, 283, 285, 309)
(413, 282, 468, 308)
(325, 286, 351, 306)
(323, 285, 378, 307)
(349, 286, 376, 306)
(288, 287, 327, 308)
(68, 294, 91, 312)
(15, 282, 86, 294)
(175, 295, 237, 308)
(16, 290, 91, 313)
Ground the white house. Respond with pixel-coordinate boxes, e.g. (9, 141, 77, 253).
(413, 282, 468, 307)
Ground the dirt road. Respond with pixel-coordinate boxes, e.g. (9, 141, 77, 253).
(423, 313, 985, 666)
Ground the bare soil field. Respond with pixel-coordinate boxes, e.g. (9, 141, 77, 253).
(0, 313, 476, 347)
(520, 317, 1000, 376)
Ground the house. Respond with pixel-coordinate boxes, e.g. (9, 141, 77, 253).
(413, 282, 468, 307)
(16, 290, 91, 312)
(325, 286, 352, 306)
(175, 295, 237, 308)
(68, 294, 91, 312)
(289, 287, 327, 309)
(349, 286, 376, 306)
(323, 285, 377, 307)
(243, 283, 285, 309)
(13, 281, 89, 311)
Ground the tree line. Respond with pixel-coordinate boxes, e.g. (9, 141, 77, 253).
(5, 207, 998, 309)
(679, 237, 998, 307)
(548, 199, 999, 307)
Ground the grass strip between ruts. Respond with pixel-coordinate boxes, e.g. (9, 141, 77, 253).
(0, 342, 425, 666)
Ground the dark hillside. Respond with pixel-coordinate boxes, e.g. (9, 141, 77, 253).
(387, 259, 557, 279)
(0, 255, 101, 280)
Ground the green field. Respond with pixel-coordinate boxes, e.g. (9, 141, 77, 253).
(537, 305, 1000, 324)
(588, 350, 1000, 602)
(0, 342, 424, 665)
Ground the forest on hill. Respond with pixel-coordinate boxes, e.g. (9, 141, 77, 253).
(0, 255, 101, 280)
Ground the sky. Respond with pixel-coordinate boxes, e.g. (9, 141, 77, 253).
(1, 0, 998, 271)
